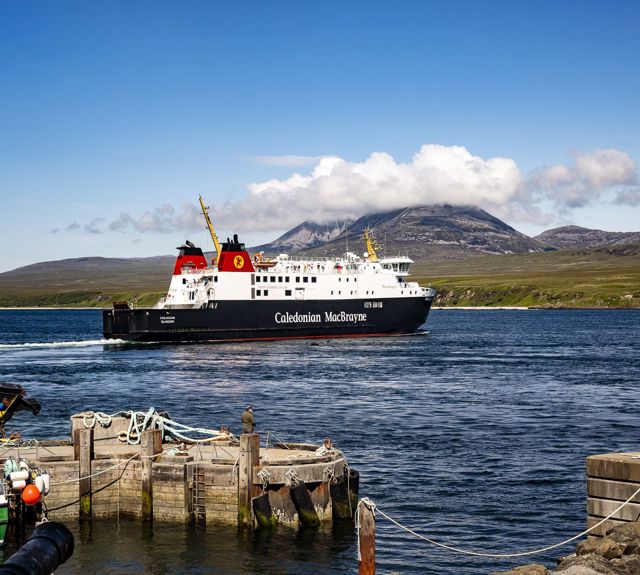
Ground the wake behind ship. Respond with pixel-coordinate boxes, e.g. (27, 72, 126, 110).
(103, 198, 436, 342)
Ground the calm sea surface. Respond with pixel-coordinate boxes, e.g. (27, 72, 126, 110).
(0, 309, 638, 574)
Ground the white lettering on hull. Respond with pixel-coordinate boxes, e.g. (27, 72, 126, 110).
(274, 311, 367, 324)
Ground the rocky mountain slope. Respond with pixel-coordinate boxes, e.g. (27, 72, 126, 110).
(251, 220, 351, 253)
(534, 225, 640, 249)
(261, 205, 546, 260)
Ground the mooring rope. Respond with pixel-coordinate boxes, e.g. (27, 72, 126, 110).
(81, 409, 234, 445)
(358, 483, 640, 559)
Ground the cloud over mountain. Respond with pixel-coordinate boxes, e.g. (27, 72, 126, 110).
(222, 145, 524, 231)
(60, 144, 639, 236)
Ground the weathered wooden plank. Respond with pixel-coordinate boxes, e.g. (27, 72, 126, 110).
(238, 434, 259, 526)
(587, 454, 640, 482)
(586, 516, 628, 537)
(587, 478, 640, 504)
(587, 497, 640, 521)
(253, 458, 345, 485)
(78, 427, 94, 520)
(358, 501, 375, 575)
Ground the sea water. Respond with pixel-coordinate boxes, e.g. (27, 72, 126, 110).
(0, 309, 638, 574)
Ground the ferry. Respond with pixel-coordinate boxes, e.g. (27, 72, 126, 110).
(103, 197, 437, 342)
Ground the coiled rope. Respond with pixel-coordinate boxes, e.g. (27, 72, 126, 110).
(81, 409, 234, 445)
(358, 483, 640, 559)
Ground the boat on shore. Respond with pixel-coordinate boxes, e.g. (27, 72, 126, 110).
(103, 198, 436, 342)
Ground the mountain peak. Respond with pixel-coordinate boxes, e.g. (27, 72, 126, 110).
(255, 204, 545, 260)
(534, 226, 640, 249)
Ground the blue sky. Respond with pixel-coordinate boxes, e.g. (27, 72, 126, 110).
(1, 1, 639, 271)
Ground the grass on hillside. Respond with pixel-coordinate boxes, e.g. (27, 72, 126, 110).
(411, 249, 640, 308)
(0, 248, 638, 308)
(0, 291, 164, 308)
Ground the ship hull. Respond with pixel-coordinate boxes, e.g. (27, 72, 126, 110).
(103, 296, 434, 342)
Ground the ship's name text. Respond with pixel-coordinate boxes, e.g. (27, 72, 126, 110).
(274, 311, 367, 324)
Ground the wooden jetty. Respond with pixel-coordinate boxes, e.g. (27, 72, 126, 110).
(1, 413, 357, 527)
(586, 451, 640, 536)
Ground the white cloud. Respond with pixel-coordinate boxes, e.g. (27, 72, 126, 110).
(529, 148, 638, 207)
(65, 145, 638, 236)
(252, 155, 329, 168)
(221, 145, 524, 231)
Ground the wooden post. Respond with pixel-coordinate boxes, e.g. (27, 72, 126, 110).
(238, 433, 260, 526)
(76, 427, 94, 521)
(358, 501, 375, 575)
(141, 429, 162, 521)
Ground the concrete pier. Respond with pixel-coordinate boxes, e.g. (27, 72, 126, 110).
(586, 452, 640, 536)
(1, 414, 351, 527)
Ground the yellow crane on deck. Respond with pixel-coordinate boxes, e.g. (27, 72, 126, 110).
(198, 195, 222, 262)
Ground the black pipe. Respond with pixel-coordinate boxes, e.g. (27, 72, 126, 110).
(0, 521, 74, 575)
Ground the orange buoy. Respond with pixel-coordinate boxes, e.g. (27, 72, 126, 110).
(22, 483, 41, 506)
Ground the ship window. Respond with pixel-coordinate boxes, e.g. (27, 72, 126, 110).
(311, 277, 317, 283)
(303, 277, 308, 283)
(256, 276, 260, 282)
(331, 291, 334, 295)
(214, 276, 218, 282)
(278, 276, 283, 282)
(285, 289, 292, 296)
(264, 290, 269, 296)
(270, 276, 276, 283)
(285, 276, 290, 282)
(256, 289, 261, 296)
(183, 278, 187, 285)
(263, 276, 268, 282)
(366, 291, 369, 295)
(338, 291, 341, 295)
(346, 278, 349, 282)
(338, 278, 341, 282)
(295, 277, 300, 283)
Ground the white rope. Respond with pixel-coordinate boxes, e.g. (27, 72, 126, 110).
(366, 483, 640, 559)
(79, 408, 233, 445)
(82, 411, 112, 429)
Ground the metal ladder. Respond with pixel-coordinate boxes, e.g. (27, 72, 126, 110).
(192, 463, 206, 521)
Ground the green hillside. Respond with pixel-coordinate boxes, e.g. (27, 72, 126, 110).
(412, 244, 640, 308)
(0, 245, 638, 308)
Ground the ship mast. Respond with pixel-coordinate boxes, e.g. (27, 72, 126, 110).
(364, 227, 379, 262)
(198, 195, 222, 259)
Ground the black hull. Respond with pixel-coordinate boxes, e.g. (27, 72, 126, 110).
(103, 296, 434, 342)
